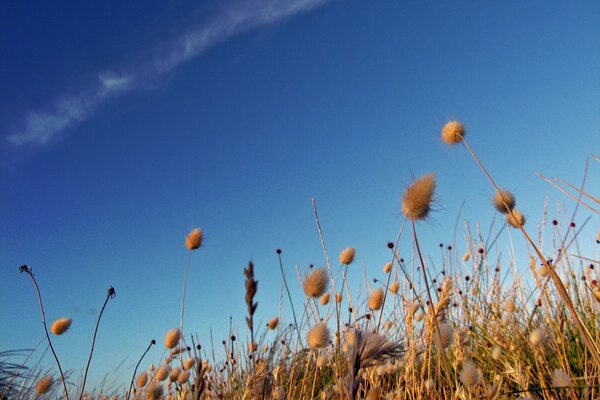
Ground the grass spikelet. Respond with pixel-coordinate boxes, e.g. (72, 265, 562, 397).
(267, 317, 279, 330)
(506, 209, 526, 228)
(164, 328, 181, 349)
(551, 369, 571, 387)
(35, 376, 53, 394)
(339, 247, 356, 265)
(185, 228, 203, 250)
(136, 372, 148, 387)
(441, 120, 465, 145)
(459, 361, 481, 387)
(307, 322, 330, 349)
(303, 267, 329, 298)
(493, 189, 516, 213)
(50, 317, 72, 335)
(402, 173, 436, 220)
(368, 288, 384, 310)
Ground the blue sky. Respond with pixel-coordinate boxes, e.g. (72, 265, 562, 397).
(1, 0, 599, 392)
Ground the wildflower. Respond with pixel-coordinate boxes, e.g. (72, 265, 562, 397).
(35, 376, 53, 394)
(50, 317, 72, 335)
(136, 372, 148, 387)
(267, 317, 279, 330)
(459, 361, 481, 387)
(155, 365, 170, 381)
(185, 228, 203, 250)
(307, 323, 330, 349)
(402, 174, 436, 220)
(529, 328, 547, 346)
(303, 267, 329, 298)
(383, 263, 392, 274)
(552, 369, 571, 388)
(441, 120, 465, 145)
(164, 328, 181, 349)
(339, 247, 356, 265)
(368, 288, 384, 310)
(506, 210, 526, 228)
(493, 189, 516, 213)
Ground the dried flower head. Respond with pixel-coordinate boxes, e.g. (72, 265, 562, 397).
(368, 288, 384, 310)
(320, 292, 330, 305)
(51, 317, 72, 335)
(155, 365, 170, 381)
(307, 323, 330, 349)
(493, 189, 516, 214)
(459, 361, 481, 387)
(185, 228, 203, 250)
(383, 263, 392, 274)
(267, 317, 279, 330)
(145, 383, 164, 400)
(35, 376, 53, 394)
(389, 281, 400, 294)
(339, 247, 356, 265)
(552, 369, 571, 388)
(506, 210, 526, 228)
(441, 120, 465, 145)
(164, 328, 181, 349)
(136, 372, 148, 387)
(303, 267, 329, 298)
(529, 328, 547, 346)
(402, 174, 436, 220)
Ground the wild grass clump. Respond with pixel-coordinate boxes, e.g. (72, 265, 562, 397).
(5, 121, 599, 399)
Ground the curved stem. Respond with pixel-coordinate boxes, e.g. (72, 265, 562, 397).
(180, 250, 193, 364)
(277, 252, 303, 347)
(125, 340, 156, 400)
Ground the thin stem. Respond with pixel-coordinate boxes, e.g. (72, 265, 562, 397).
(19, 266, 70, 400)
(125, 340, 156, 400)
(1, 337, 45, 399)
(80, 286, 115, 400)
(277, 251, 303, 347)
(180, 250, 193, 363)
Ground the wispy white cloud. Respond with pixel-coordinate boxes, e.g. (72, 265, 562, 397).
(6, 0, 332, 147)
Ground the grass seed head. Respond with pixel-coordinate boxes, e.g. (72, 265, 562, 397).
(383, 263, 392, 274)
(136, 372, 148, 387)
(336, 292, 343, 303)
(368, 288, 384, 310)
(35, 376, 53, 394)
(155, 365, 170, 381)
(552, 369, 571, 388)
(506, 210, 526, 228)
(529, 328, 547, 346)
(164, 328, 181, 349)
(183, 357, 195, 370)
(402, 174, 436, 220)
(459, 361, 481, 387)
(50, 317, 72, 335)
(177, 370, 190, 384)
(267, 317, 279, 330)
(169, 367, 181, 382)
(493, 189, 516, 213)
(320, 292, 330, 305)
(185, 228, 203, 250)
(492, 345, 502, 360)
(390, 281, 400, 294)
(145, 383, 164, 400)
(339, 247, 356, 265)
(434, 322, 455, 349)
(366, 387, 382, 400)
(441, 120, 465, 145)
(307, 322, 330, 349)
(303, 267, 329, 298)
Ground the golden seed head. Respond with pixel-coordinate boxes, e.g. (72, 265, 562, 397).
(320, 292, 330, 305)
(384, 320, 393, 330)
(383, 262, 392, 274)
(249, 342, 258, 352)
(50, 317, 72, 335)
(155, 365, 170, 381)
(368, 288, 384, 310)
(402, 174, 436, 220)
(505, 298, 516, 313)
(267, 317, 279, 330)
(441, 120, 465, 145)
(506, 210, 526, 228)
(316, 353, 329, 368)
(136, 372, 148, 387)
(434, 322, 455, 349)
(415, 311, 424, 322)
(185, 228, 203, 250)
(303, 267, 329, 298)
(529, 328, 547, 346)
(459, 361, 481, 387)
(493, 189, 516, 214)
(462, 251, 471, 262)
(145, 383, 164, 400)
(339, 247, 356, 265)
(552, 369, 571, 388)
(272, 387, 286, 400)
(335, 292, 343, 303)
(491, 345, 502, 361)
(366, 387, 382, 400)
(164, 328, 181, 349)
(35, 376, 53, 394)
(307, 323, 330, 349)
(183, 358, 195, 370)
(389, 281, 400, 294)
(177, 370, 190, 384)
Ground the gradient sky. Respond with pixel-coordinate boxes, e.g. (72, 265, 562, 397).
(1, 0, 599, 392)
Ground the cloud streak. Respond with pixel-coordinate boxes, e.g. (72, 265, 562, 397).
(6, 0, 332, 147)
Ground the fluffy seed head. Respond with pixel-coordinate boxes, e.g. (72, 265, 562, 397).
(491, 345, 502, 360)
(320, 292, 330, 305)
(185, 228, 203, 250)
(505, 298, 516, 313)
(368, 288, 384, 310)
(272, 387, 286, 400)
(402, 174, 436, 220)
(383, 263, 392, 274)
(303, 267, 329, 298)
(307, 323, 330, 349)
(433, 322, 454, 349)
(155, 365, 170, 381)
(529, 328, 547, 346)
(316, 353, 329, 368)
(136, 372, 148, 387)
(506, 210, 526, 228)
(389, 281, 400, 294)
(177, 370, 190, 384)
(339, 247, 356, 265)
(267, 317, 279, 330)
(493, 189, 516, 213)
(164, 328, 181, 349)
(459, 361, 481, 387)
(366, 387, 382, 400)
(335, 292, 343, 303)
(552, 369, 571, 388)
(183, 358, 195, 370)
(169, 367, 181, 382)
(384, 321, 393, 330)
(35, 376, 53, 394)
(145, 383, 164, 400)
(51, 318, 72, 335)
(463, 251, 471, 262)
(441, 120, 465, 145)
